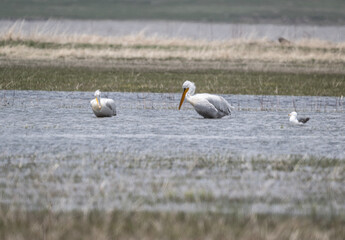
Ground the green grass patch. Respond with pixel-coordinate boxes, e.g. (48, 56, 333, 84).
(1, 65, 344, 96)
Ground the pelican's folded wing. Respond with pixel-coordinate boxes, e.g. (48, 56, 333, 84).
(105, 100, 117, 115)
(205, 94, 232, 115)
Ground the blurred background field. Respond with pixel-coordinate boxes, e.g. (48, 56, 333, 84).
(1, 0, 345, 25)
(1, 20, 344, 95)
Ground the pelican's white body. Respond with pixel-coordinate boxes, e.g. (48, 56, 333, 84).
(90, 90, 117, 117)
(179, 81, 232, 118)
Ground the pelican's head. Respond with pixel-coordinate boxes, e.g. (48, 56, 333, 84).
(94, 90, 101, 109)
(179, 80, 195, 110)
(94, 90, 101, 97)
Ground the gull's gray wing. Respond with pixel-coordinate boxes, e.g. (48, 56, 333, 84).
(298, 117, 310, 123)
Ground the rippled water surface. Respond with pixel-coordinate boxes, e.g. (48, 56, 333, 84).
(1, 90, 344, 214)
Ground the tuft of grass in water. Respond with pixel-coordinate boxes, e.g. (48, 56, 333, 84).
(1, 65, 344, 96)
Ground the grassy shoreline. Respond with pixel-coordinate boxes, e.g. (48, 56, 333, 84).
(1, 63, 344, 96)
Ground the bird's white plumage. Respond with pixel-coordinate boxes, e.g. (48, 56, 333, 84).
(90, 90, 116, 117)
(288, 111, 309, 125)
(179, 80, 233, 118)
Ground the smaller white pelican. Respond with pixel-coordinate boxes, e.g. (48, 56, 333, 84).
(90, 90, 116, 117)
(178, 80, 233, 118)
(288, 111, 310, 125)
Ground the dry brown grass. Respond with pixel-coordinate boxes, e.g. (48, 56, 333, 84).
(2, 21, 345, 47)
(1, 43, 344, 63)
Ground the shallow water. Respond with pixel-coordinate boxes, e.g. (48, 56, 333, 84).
(1, 90, 344, 158)
(1, 90, 345, 215)
(1, 19, 345, 42)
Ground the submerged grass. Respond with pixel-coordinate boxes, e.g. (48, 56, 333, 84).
(1, 152, 344, 208)
(1, 65, 344, 96)
(1, 152, 345, 239)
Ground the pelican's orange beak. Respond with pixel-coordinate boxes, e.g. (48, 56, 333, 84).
(179, 88, 189, 110)
(95, 97, 101, 109)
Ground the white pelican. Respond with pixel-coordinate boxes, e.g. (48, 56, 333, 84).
(178, 80, 233, 118)
(90, 90, 116, 117)
(288, 111, 310, 125)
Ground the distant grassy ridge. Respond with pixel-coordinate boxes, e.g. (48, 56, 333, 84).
(1, 65, 344, 96)
(1, 34, 344, 72)
(0, 209, 344, 240)
(1, 0, 345, 25)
